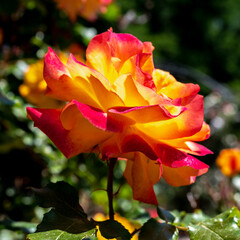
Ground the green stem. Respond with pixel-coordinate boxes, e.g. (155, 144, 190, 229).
(175, 225, 189, 232)
(107, 158, 117, 220)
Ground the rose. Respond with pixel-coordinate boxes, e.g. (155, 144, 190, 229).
(27, 29, 212, 205)
(216, 148, 240, 177)
(53, 0, 113, 21)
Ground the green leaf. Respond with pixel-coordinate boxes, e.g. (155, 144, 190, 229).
(0, 91, 14, 105)
(27, 228, 97, 240)
(139, 218, 178, 240)
(31, 181, 95, 234)
(0, 216, 36, 233)
(97, 219, 131, 240)
(37, 209, 95, 234)
(157, 207, 175, 223)
(188, 207, 240, 240)
(181, 209, 209, 226)
(30, 181, 87, 219)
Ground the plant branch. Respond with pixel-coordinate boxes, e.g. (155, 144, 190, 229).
(131, 228, 141, 237)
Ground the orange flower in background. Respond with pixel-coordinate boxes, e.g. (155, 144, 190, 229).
(19, 46, 84, 108)
(27, 29, 212, 205)
(216, 148, 240, 177)
(19, 59, 62, 108)
(94, 213, 139, 240)
(53, 0, 112, 21)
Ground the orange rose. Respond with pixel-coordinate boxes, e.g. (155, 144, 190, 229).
(53, 0, 112, 21)
(27, 29, 212, 205)
(19, 59, 62, 108)
(216, 148, 240, 177)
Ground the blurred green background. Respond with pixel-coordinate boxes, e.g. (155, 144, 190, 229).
(1, 0, 240, 239)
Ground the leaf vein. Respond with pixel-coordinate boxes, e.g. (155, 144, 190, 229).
(201, 224, 224, 239)
(55, 222, 76, 240)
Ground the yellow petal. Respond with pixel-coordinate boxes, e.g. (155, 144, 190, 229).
(162, 165, 208, 186)
(124, 152, 161, 205)
(114, 74, 148, 106)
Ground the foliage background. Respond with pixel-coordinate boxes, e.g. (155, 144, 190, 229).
(1, 0, 240, 239)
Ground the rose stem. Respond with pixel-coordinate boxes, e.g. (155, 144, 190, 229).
(107, 158, 117, 220)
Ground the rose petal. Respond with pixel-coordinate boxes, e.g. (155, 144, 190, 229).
(44, 49, 124, 110)
(87, 74, 124, 110)
(154, 143, 209, 170)
(183, 141, 213, 156)
(143, 42, 155, 53)
(114, 74, 149, 106)
(162, 165, 208, 186)
(67, 54, 124, 110)
(161, 122, 212, 156)
(136, 94, 204, 139)
(44, 47, 70, 82)
(153, 69, 200, 102)
(121, 133, 158, 160)
(136, 53, 155, 86)
(119, 52, 156, 90)
(124, 152, 161, 205)
(118, 55, 137, 77)
(61, 100, 130, 132)
(109, 31, 143, 61)
(27, 107, 112, 158)
(44, 48, 99, 107)
(86, 29, 144, 83)
(153, 69, 176, 92)
(108, 103, 186, 123)
(134, 80, 166, 105)
(86, 30, 119, 83)
(98, 133, 135, 161)
(67, 53, 111, 89)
